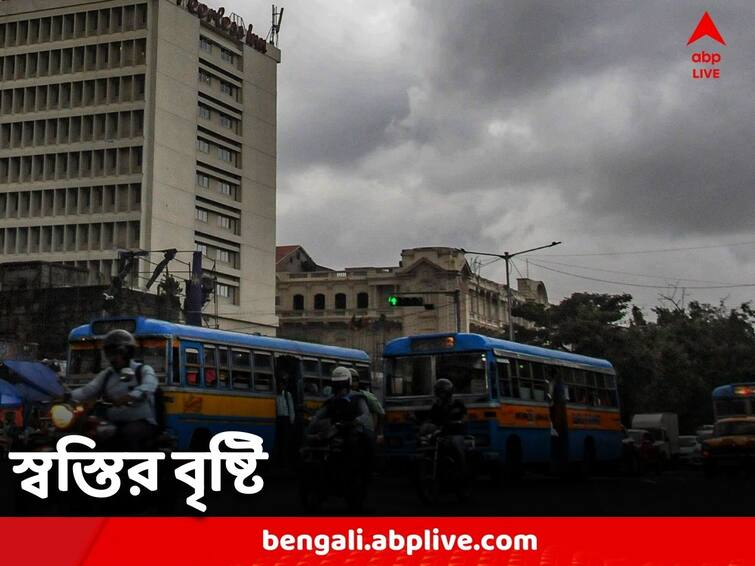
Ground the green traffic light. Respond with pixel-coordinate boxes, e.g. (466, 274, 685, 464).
(387, 295, 398, 306)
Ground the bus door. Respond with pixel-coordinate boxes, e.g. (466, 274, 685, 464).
(548, 365, 570, 467)
(275, 353, 302, 415)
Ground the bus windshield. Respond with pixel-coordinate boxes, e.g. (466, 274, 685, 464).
(714, 421, 755, 437)
(714, 398, 750, 419)
(385, 352, 488, 398)
(69, 338, 168, 383)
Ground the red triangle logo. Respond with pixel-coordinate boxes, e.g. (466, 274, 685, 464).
(687, 11, 726, 46)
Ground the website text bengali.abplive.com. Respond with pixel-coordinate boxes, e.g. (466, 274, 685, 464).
(263, 528, 538, 557)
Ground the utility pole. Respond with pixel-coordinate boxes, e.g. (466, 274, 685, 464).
(185, 250, 203, 326)
(459, 241, 562, 342)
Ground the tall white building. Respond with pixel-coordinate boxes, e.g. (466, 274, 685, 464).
(0, 0, 280, 332)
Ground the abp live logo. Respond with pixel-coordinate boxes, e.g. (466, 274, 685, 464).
(687, 11, 726, 79)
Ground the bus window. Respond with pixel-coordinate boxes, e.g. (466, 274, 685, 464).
(232, 350, 252, 390)
(69, 347, 103, 377)
(302, 358, 321, 396)
(138, 340, 167, 376)
(204, 345, 218, 387)
(217, 347, 230, 388)
(254, 352, 273, 392)
(497, 358, 517, 398)
(436, 353, 488, 396)
(321, 360, 337, 379)
(386, 356, 432, 397)
(185, 348, 201, 386)
(356, 364, 371, 390)
(517, 361, 532, 400)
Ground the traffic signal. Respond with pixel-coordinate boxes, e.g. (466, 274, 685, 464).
(387, 295, 424, 307)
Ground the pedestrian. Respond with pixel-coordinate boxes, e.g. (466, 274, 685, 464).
(274, 374, 295, 469)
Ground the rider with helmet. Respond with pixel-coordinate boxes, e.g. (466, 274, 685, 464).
(425, 378, 468, 475)
(69, 329, 158, 450)
(428, 378, 467, 435)
(309, 366, 371, 432)
(307, 366, 373, 478)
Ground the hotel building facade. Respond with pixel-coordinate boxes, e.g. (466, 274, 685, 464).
(0, 0, 280, 332)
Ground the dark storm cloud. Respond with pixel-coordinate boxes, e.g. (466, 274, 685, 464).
(404, 0, 755, 236)
(232, 0, 755, 307)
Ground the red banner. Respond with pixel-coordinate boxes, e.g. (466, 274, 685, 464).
(2, 517, 753, 565)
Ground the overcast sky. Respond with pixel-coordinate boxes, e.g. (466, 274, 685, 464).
(232, 1, 755, 314)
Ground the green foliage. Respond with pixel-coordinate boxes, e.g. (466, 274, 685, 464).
(515, 293, 755, 432)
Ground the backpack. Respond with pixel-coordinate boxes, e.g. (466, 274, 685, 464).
(100, 364, 167, 431)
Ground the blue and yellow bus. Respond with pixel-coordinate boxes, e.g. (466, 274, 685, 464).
(712, 383, 755, 421)
(67, 317, 371, 450)
(382, 333, 622, 474)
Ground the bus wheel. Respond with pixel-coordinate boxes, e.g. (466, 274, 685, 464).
(504, 438, 523, 483)
(189, 428, 211, 451)
(581, 439, 596, 479)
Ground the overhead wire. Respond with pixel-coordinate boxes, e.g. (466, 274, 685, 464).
(532, 240, 755, 258)
(532, 258, 738, 286)
(528, 260, 755, 290)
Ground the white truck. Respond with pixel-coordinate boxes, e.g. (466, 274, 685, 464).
(631, 413, 680, 461)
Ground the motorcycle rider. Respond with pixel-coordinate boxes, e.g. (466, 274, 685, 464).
(69, 329, 158, 451)
(425, 378, 468, 476)
(349, 368, 384, 441)
(307, 366, 372, 477)
(309, 366, 371, 433)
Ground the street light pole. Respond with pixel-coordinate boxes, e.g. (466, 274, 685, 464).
(459, 241, 562, 342)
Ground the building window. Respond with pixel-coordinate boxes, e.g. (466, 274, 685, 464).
(217, 283, 230, 298)
(195, 208, 208, 222)
(335, 293, 346, 310)
(197, 139, 210, 153)
(221, 48, 234, 63)
(219, 182, 233, 197)
(357, 292, 369, 309)
(314, 294, 325, 310)
(217, 215, 231, 229)
(220, 82, 235, 97)
(199, 37, 212, 52)
(198, 105, 211, 120)
(196, 173, 210, 188)
(293, 294, 304, 311)
(199, 70, 212, 84)
(217, 249, 230, 263)
(195, 243, 207, 255)
(220, 114, 233, 129)
(218, 148, 233, 162)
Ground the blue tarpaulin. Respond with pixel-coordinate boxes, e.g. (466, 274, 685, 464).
(0, 360, 64, 402)
(0, 378, 22, 408)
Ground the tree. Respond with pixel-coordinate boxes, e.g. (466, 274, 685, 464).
(516, 293, 755, 431)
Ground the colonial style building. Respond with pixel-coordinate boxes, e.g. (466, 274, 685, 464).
(0, 0, 280, 332)
(276, 246, 549, 367)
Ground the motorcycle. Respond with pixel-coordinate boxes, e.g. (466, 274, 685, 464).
(298, 420, 370, 511)
(414, 422, 475, 504)
(49, 400, 119, 446)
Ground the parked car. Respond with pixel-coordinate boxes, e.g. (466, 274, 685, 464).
(696, 425, 714, 444)
(678, 435, 702, 466)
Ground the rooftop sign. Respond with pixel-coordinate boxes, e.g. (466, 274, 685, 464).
(176, 0, 267, 54)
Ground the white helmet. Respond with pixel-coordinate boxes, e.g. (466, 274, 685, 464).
(331, 366, 352, 383)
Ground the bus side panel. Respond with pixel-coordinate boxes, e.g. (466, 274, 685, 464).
(489, 403, 551, 464)
(165, 390, 276, 451)
(566, 407, 623, 462)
